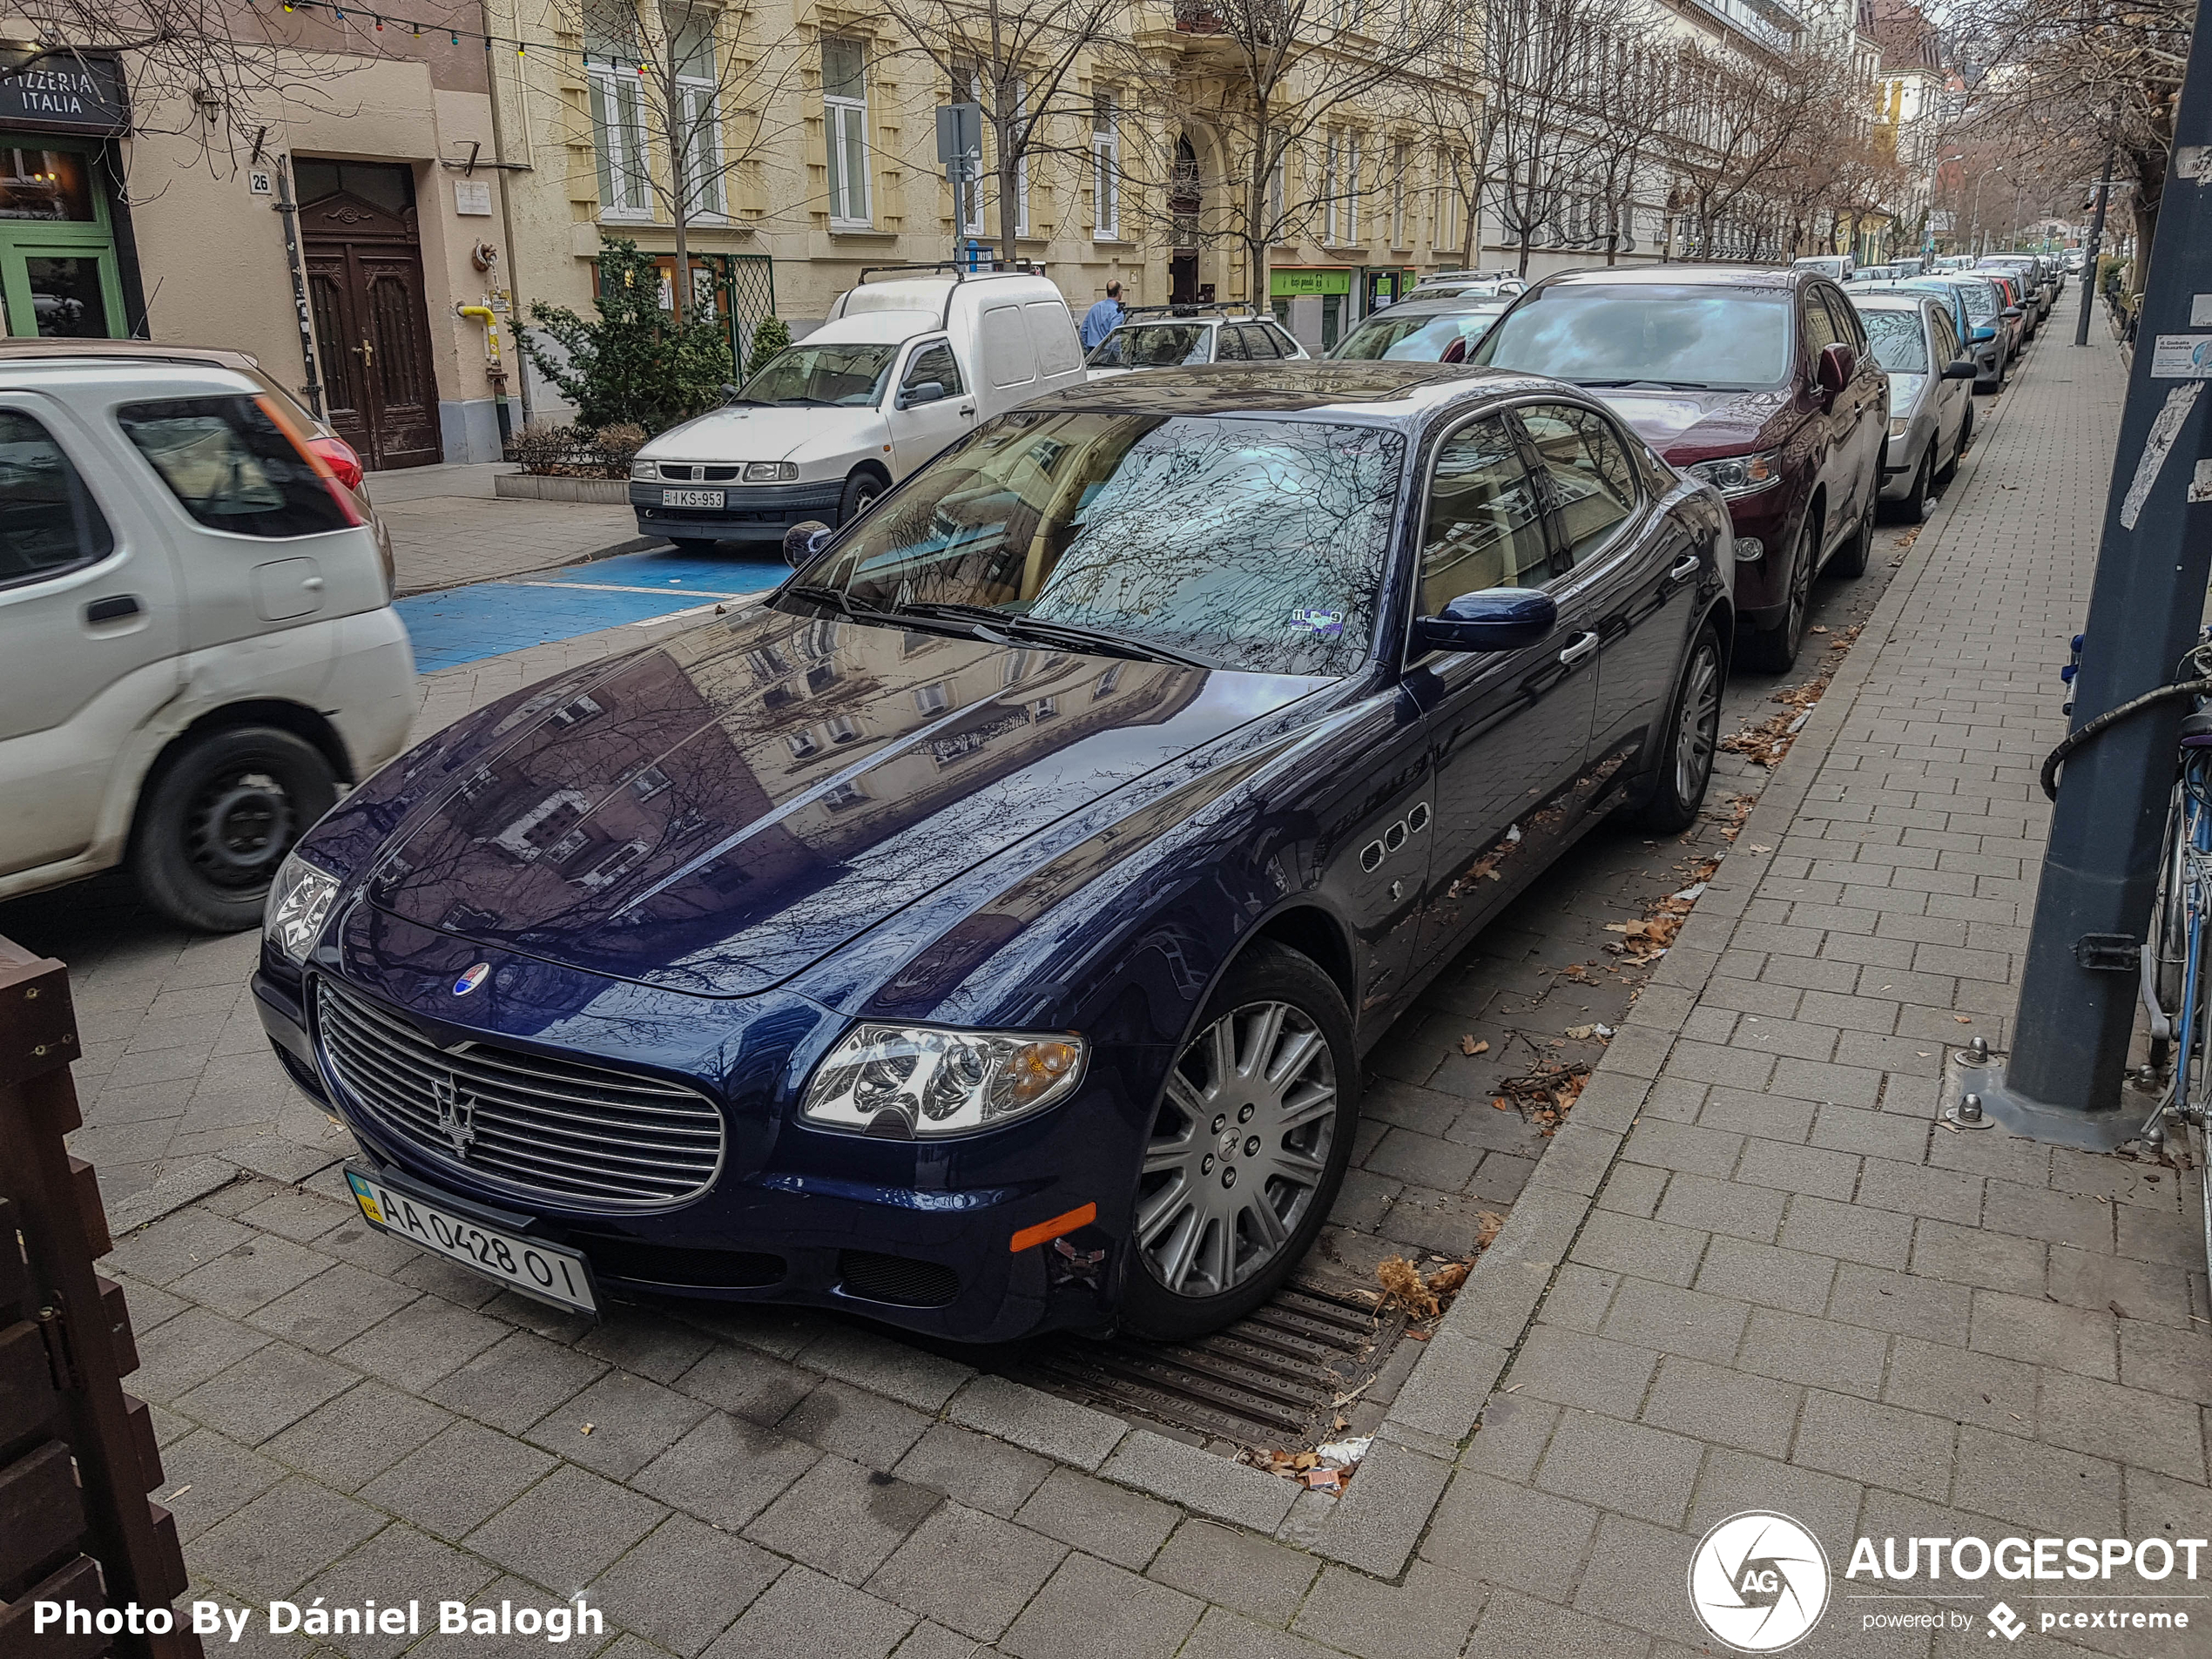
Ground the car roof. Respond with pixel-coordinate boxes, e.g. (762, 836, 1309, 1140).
(1529, 265, 1804, 294)
(0, 338, 260, 369)
(1849, 292, 1940, 313)
(1025, 361, 1565, 426)
(1352, 296, 1511, 320)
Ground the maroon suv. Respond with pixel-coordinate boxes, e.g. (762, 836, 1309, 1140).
(1470, 266, 1887, 671)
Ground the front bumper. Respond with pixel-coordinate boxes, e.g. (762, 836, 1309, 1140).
(252, 912, 1138, 1344)
(631, 479, 846, 543)
(1722, 493, 1796, 627)
(1878, 416, 1933, 500)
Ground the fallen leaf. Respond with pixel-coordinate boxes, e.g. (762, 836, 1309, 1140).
(1377, 1255, 1440, 1319)
(1460, 1035, 1490, 1056)
(1810, 624, 1829, 633)
(1747, 844, 1771, 853)
(581, 1423, 596, 1435)
(1954, 1015, 1972, 1024)
(1293, 1452, 1318, 1470)
(1493, 1096, 1511, 1110)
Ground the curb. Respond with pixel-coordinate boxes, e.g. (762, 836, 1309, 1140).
(1297, 334, 2057, 1581)
(392, 534, 671, 599)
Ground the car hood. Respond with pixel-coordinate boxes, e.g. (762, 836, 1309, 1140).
(644, 406, 880, 464)
(1588, 386, 1795, 463)
(366, 604, 1321, 996)
(1887, 372, 1926, 415)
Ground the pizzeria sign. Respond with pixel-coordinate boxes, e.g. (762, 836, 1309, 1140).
(0, 52, 128, 135)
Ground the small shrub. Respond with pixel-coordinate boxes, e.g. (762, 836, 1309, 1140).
(594, 422, 648, 472)
(518, 238, 734, 433)
(746, 314, 792, 380)
(509, 420, 587, 476)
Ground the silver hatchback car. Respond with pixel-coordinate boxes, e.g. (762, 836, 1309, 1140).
(1851, 292, 1978, 523)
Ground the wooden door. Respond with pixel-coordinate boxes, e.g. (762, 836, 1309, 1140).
(301, 191, 442, 470)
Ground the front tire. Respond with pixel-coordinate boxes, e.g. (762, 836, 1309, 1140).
(1831, 489, 1876, 577)
(1742, 516, 1816, 674)
(837, 470, 885, 528)
(1892, 446, 1936, 526)
(1122, 941, 1356, 1342)
(1632, 624, 1724, 834)
(132, 726, 337, 932)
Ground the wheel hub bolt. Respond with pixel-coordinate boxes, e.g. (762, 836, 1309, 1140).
(1221, 1168, 1236, 1188)
(1238, 1104, 1254, 1123)
(1201, 1155, 1215, 1174)
(1244, 1136, 1260, 1157)
(1212, 1114, 1227, 1134)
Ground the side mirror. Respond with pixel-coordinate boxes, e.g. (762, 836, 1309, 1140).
(720, 381, 744, 406)
(1816, 341, 1856, 396)
(1942, 358, 1979, 380)
(1413, 587, 1557, 653)
(2002, 307, 2023, 320)
(783, 519, 833, 568)
(1972, 325, 1996, 342)
(899, 381, 946, 409)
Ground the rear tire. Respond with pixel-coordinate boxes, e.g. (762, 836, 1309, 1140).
(132, 726, 337, 933)
(1632, 625, 1724, 834)
(1830, 490, 1876, 577)
(1121, 941, 1356, 1343)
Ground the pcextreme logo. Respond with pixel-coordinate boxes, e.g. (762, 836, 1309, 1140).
(1689, 1511, 1832, 1652)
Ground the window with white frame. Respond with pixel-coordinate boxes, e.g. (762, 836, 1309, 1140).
(585, 0, 652, 220)
(1391, 139, 1407, 246)
(822, 36, 871, 227)
(1345, 138, 1361, 244)
(665, 4, 725, 219)
(1091, 91, 1119, 239)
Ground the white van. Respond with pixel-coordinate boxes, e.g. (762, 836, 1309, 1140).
(631, 267, 1085, 550)
(0, 355, 415, 930)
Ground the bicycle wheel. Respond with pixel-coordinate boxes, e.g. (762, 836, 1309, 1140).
(2147, 780, 2190, 1070)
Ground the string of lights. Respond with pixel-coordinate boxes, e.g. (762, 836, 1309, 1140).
(262, 0, 658, 74)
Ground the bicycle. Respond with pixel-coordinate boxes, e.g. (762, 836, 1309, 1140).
(2039, 632, 2212, 1280)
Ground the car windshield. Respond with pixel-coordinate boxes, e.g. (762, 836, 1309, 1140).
(787, 409, 1406, 677)
(1331, 305, 1507, 361)
(1859, 308, 1929, 374)
(1085, 323, 1211, 369)
(1472, 285, 1791, 388)
(1944, 280, 2000, 322)
(739, 343, 898, 407)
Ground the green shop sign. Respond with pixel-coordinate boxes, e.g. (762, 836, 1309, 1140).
(1270, 268, 1350, 297)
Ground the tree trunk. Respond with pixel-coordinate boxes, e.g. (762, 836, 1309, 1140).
(999, 88, 1021, 266)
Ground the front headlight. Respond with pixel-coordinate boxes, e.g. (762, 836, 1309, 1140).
(630, 459, 659, 481)
(799, 1023, 1087, 1138)
(1888, 415, 1912, 439)
(1685, 450, 1784, 499)
(744, 461, 799, 482)
(264, 852, 341, 963)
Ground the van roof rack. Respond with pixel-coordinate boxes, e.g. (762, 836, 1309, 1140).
(843, 260, 1045, 328)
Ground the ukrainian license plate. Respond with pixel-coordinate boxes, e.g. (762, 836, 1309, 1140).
(345, 1166, 597, 1314)
(661, 488, 725, 509)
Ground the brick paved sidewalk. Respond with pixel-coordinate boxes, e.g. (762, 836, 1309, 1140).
(24, 326, 2200, 1659)
(364, 462, 651, 595)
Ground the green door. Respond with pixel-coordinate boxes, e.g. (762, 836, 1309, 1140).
(0, 142, 125, 337)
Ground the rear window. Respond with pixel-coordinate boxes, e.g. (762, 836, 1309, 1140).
(117, 395, 351, 537)
(1473, 285, 1793, 390)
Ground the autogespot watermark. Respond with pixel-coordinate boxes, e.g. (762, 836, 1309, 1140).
(30, 1598, 604, 1645)
(1688, 1513, 2210, 1650)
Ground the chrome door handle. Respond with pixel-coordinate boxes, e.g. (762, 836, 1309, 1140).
(1558, 631, 1600, 668)
(1666, 554, 1700, 583)
(302, 576, 325, 591)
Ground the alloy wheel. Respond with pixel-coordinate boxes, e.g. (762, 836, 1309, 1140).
(1136, 1000, 1338, 1298)
(1675, 640, 1723, 807)
(1782, 522, 1815, 657)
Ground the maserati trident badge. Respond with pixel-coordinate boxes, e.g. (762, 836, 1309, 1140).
(433, 1074, 478, 1157)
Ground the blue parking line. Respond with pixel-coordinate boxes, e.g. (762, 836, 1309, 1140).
(396, 547, 788, 672)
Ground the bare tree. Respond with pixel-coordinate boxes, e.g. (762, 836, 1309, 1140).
(1116, 0, 1453, 307)
(1583, 34, 1678, 264)
(575, 0, 806, 324)
(1670, 36, 1829, 261)
(881, 0, 1125, 266)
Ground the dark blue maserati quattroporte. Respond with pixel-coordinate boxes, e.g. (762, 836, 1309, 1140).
(254, 363, 1733, 1342)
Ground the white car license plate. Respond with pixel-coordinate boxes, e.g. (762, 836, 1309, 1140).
(661, 487, 725, 509)
(346, 1167, 597, 1314)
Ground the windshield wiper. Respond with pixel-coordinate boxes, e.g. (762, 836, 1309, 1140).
(897, 603, 1207, 669)
(786, 583, 884, 620)
(1576, 378, 1714, 391)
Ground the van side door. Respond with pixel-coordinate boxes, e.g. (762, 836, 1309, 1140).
(884, 336, 975, 475)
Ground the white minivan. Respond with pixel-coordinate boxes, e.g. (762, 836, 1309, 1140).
(630, 267, 1085, 550)
(0, 355, 415, 931)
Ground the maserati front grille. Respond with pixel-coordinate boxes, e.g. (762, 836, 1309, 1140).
(313, 977, 724, 1207)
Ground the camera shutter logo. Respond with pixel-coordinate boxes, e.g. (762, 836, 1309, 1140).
(1688, 1511, 1831, 1652)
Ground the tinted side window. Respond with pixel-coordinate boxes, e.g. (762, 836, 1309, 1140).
(1268, 325, 1301, 357)
(1420, 415, 1551, 613)
(0, 408, 112, 586)
(1237, 324, 1278, 360)
(1824, 290, 1867, 352)
(1212, 325, 1248, 362)
(1800, 293, 1841, 357)
(902, 341, 964, 397)
(117, 396, 351, 538)
(1931, 307, 1959, 364)
(1517, 404, 1635, 567)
